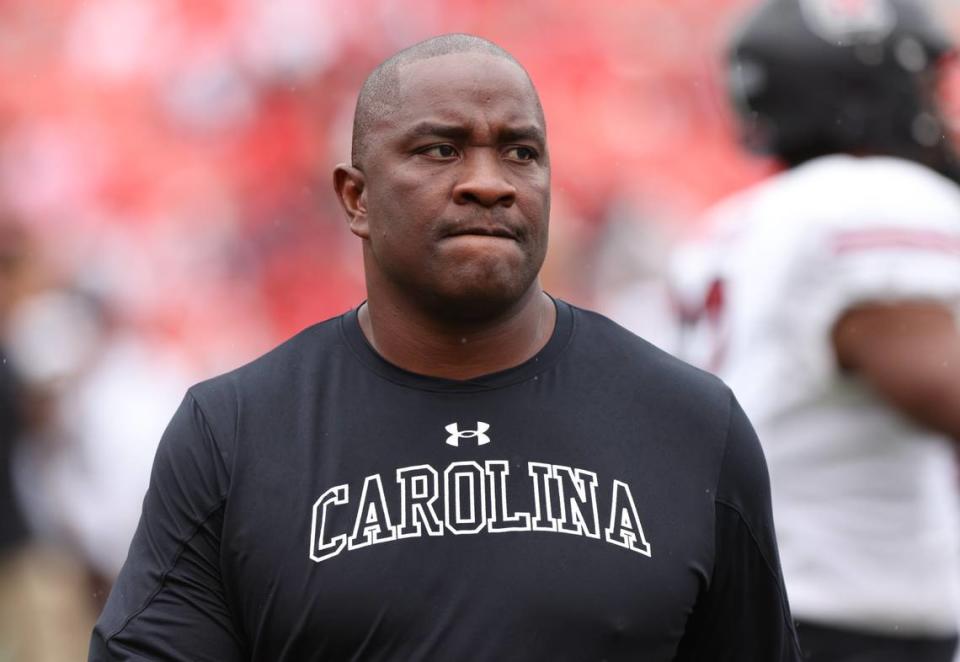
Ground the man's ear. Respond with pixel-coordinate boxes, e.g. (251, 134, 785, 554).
(333, 164, 369, 239)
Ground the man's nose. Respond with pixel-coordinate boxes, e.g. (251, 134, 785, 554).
(452, 151, 516, 207)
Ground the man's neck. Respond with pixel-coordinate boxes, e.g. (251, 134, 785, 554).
(358, 287, 557, 380)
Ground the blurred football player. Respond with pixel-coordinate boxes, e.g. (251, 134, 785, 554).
(670, 0, 960, 660)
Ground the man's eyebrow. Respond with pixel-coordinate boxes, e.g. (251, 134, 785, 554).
(499, 125, 546, 146)
(405, 122, 471, 140)
(403, 122, 546, 146)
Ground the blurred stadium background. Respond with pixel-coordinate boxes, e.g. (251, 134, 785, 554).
(0, 0, 958, 659)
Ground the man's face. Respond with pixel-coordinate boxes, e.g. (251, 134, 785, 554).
(358, 51, 550, 319)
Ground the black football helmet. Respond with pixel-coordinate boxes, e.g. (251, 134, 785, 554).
(728, 0, 960, 178)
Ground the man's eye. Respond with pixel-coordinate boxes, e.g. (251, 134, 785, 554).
(505, 146, 538, 161)
(421, 145, 458, 158)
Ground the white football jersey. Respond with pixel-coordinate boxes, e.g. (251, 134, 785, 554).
(671, 154, 960, 635)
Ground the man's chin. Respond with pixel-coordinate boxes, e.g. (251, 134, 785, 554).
(423, 278, 540, 324)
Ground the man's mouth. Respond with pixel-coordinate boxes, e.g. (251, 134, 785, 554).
(443, 225, 519, 240)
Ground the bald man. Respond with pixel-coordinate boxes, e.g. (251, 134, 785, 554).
(89, 35, 801, 661)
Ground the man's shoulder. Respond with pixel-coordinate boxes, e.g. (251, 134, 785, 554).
(783, 155, 960, 225)
(570, 304, 730, 407)
(688, 155, 960, 275)
(187, 312, 348, 413)
(799, 154, 958, 188)
(709, 155, 960, 226)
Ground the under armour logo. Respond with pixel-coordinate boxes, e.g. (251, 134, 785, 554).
(445, 422, 491, 447)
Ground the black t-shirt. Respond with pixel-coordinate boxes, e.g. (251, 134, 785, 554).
(90, 300, 801, 661)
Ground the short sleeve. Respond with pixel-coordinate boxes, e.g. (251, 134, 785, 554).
(674, 393, 802, 662)
(88, 391, 245, 661)
(818, 223, 960, 312)
(790, 165, 960, 385)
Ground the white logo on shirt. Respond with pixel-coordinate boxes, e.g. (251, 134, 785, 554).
(445, 422, 491, 447)
(308, 459, 653, 563)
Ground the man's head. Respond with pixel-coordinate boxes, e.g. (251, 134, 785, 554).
(351, 35, 545, 170)
(334, 34, 550, 322)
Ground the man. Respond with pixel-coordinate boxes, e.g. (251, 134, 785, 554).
(670, 1, 960, 660)
(90, 34, 799, 661)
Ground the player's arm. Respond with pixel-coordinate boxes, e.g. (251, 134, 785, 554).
(88, 391, 245, 661)
(832, 301, 960, 440)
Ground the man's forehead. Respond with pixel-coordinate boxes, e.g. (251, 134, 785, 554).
(390, 52, 543, 127)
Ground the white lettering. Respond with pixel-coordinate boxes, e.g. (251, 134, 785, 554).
(554, 465, 601, 539)
(308, 461, 655, 562)
(396, 465, 443, 538)
(309, 484, 349, 562)
(605, 480, 652, 557)
(444, 461, 487, 534)
(528, 462, 558, 531)
(348, 475, 397, 549)
(486, 461, 531, 532)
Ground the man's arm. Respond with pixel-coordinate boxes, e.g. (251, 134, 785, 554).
(832, 301, 960, 440)
(89, 392, 245, 661)
(673, 394, 802, 661)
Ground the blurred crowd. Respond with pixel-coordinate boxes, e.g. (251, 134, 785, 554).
(1, 0, 959, 660)
(0, 0, 778, 350)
